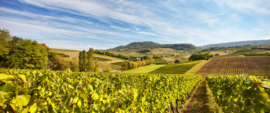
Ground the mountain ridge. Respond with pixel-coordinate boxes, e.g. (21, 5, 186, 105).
(200, 39, 270, 48)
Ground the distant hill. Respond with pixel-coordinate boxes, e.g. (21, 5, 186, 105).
(108, 41, 200, 53)
(200, 39, 270, 48)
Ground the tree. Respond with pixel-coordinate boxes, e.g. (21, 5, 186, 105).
(0, 35, 48, 69)
(50, 56, 70, 71)
(87, 48, 94, 71)
(70, 57, 79, 72)
(79, 50, 87, 71)
(104, 63, 111, 72)
(0, 29, 11, 56)
(175, 59, 180, 63)
(94, 59, 99, 72)
(79, 48, 98, 72)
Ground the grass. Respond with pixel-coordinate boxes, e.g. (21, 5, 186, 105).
(122, 64, 165, 73)
(93, 53, 126, 60)
(185, 60, 208, 75)
(111, 62, 124, 66)
(51, 48, 80, 52)
(184, 81, 221, 113)
(150, 60, 201, 74)
(94, 57, 111, 61)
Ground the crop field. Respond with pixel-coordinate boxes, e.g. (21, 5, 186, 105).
(123, 64, 165, 73)
(150, 60, 201, 74)
(184, 60, 208, 75)
(0, 69, 201, 112)
(196, 56, 270, 76)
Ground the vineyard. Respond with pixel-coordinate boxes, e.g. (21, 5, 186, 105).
(206, 75, 270, 112)
(150, 60, 201, 74)
(196, 57, 270, 76)
(0, 69, 201, 112)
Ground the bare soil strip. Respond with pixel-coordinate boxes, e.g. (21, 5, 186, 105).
(184, 81, 219, 113)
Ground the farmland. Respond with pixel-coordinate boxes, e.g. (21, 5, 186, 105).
(0, 69, 201, 112)
(150, 60, 201, 74)
(196, 56, 270, 76)
(122, 64, 165, 73)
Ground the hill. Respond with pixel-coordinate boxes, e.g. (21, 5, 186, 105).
(200, 39, 270, 48)
(108, 41, 201, 53)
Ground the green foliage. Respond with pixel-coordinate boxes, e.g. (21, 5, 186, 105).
(94, 50, 129, 60)
(111, 62, 124, 66)
(79, 48, 99, 72)
(48, 55, 70, 71)
(123, 64, 165, 74)
(150, 60, 201, 74)
(87, 48, 94, 71)
(0, 69, 202, 112)
(189, 52, 212, 61)
(175, 59, 180, 63)
(70, 57, 79, 72)
(103, 63, 111, 72)
(93, 57, 111, 61)
(206, 75, 270, 112)
(109, 41, 199, 53)
(47, 51, 71, 71)
(0, 32, 48, 69)
(0, 28, 11, 56)
(121, 60, 138, 70)
(79, 50, 87, 71)
(94, 59, 99, 72)
(153, 58, 168, 64)
(56, 53, 70, 57)
(139, 48, 151, 53)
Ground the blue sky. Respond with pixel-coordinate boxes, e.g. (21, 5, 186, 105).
(0, 0, 270, 50)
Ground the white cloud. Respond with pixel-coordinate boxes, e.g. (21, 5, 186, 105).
(110, 25, 130, 31)
(212, 0, 270, 14)
(137, 31, 158, 36)
(262, 36, 270, 40)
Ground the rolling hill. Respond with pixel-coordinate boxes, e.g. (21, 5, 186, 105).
(108, 41, 202, 53)
(200, 39, 270, 48)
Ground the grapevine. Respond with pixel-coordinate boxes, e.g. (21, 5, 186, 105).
(0, 69, 201, 112)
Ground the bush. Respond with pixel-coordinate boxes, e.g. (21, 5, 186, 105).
(175, 59, 180, 63)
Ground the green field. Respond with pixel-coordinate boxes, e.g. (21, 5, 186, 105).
(150, 60, 201, 74)
(52, 48, 80, 52)
(93, 57, 111, 61)
(122, 64, 165, 73)
(185, 60, 208, 75)
(93, 53, 126, 60)
(111, 62, 124, 66)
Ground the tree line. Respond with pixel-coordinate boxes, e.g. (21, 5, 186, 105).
(0, 28, 97, 72)
(188, 52, 213, 61)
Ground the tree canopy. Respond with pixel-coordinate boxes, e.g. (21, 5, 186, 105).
(0, 29, 48, 69)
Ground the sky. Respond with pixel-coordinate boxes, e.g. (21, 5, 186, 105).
(0, 0, 270, 50)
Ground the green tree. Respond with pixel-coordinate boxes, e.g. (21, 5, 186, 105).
(79, 50, 87, 71)
(87, 48, 94, 71)
(94, 59, 99, 72)
(175, 59, 180, 63)
(70, 57, 79, 72)
(50, 56, 70, 71)
(0, 29, 11, 57)
(1, 36, 48, 69)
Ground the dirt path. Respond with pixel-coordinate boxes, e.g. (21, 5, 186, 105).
(184, 81, 220, 113)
